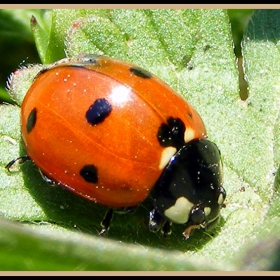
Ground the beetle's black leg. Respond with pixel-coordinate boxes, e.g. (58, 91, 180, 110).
(161, 220, 172, 237)
(149, 209, 172, 237)
(149, 208, 167, 232)
(38, 170, 57, 186)
(99, 208, 114, 236)
(5, 155, 30, 171)
(99, 206, 138, 235)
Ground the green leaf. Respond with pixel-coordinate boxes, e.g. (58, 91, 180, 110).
(30, 10, 53, 64)
(1, 8, 279, 271)
(0, 9, 43, 102)
(231, 9, 280, 271)
(0, 216, 234, 271)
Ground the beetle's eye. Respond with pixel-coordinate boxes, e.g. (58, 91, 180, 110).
(190, 207, 205, 225)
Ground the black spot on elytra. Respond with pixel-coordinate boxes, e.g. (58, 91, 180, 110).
(80, 164, 98, 183)
(86, 98, 112, 125)
(157, 117, 185, 149)
(130, 67, 152, 79)
(26, 107, 37, 133)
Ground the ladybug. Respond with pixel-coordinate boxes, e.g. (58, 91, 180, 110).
(6, 54, 226, 239)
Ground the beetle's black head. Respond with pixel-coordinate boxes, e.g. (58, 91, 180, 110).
(150, 139, 226, 239)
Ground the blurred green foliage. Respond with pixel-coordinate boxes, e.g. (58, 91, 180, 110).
(227, 9, 254, 57)
(0, 9, 254, 103)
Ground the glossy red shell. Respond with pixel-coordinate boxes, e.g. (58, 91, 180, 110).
(20, 54, 207, 208)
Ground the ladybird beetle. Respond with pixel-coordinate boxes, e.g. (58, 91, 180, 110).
(6, 54, 226, 239)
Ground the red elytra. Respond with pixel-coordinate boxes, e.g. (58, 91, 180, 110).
(19, 54, 206, 208)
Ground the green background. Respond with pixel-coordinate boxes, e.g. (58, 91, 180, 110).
(2, 8, 280, 272)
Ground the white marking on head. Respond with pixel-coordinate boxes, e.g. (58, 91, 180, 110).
(164, 197, 194, 224)
(218, 192, 224, 205)
(204, 206, 211, 217)
(159, 146, 177, 170)
(184, 128, 195, 143)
